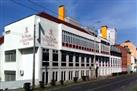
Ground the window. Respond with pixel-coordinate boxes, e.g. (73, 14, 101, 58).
(42, 49, 49, 61)
(52, 71, 58, 81)
(68, 71, 73, 80)
(81, 56, 85, 66)
(62, 52, 66, 62)
(52, 50, 58, 66)
(5, 71, 16, 81)
(42, 49, 49, 66)
(52, 72, 55, 80)
(69, 63, 73, 66)
(61, 63, 66, 66)
(86, 70, 89, 76)
(81, 70, 84, 76)
(53, 50, 58, 61)
(75, 55, 79, 62)
(62, 31, 97, 52)
(61, 52, 66, 66)
(75, 71, 79, 77)
(61, 71, 66, 81)
(69, 54, 73, 62)
(61, 71, 63, 80)
(64, 71, 66, 80)
(5, 50, 16, 62)
(55, 71, 58, 81)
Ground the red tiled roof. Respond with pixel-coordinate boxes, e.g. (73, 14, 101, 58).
(37, 12, 96, 36)
(0, 36, 4, 45)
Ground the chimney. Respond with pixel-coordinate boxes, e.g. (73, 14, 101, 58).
(100, 26, 108, 39)
(58, 5, 65, 21)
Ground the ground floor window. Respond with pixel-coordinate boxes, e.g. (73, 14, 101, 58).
(86, 70, 89, 76)
(81, 70, 84, 76)
(61, 71, 66, 81)
(75, 71, 79, 77)
(52, 71, 58, 81)
(5, 71, 16, 81)
(68, 71, 73, 80)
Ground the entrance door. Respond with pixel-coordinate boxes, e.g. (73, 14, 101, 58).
(42, 72, 45, 82)
(46, 72, 48, 85)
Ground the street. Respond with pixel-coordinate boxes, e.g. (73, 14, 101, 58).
(48, 74, 137, 91)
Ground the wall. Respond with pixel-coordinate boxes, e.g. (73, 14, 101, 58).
(121, 41, 137, 59)
(4, 15, 35, 50)
(115, 45, 131, 72)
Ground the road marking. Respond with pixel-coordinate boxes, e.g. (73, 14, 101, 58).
(86, 77, 135, 91)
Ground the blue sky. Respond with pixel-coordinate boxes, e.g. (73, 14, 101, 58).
(0, 0, 137, 46)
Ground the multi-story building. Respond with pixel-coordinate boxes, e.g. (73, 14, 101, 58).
(0, 36, 4, 82)
(0, 6, 122, 89)
(98, 26, 117, 45)
(115, 45, 131, 72)
(121, 40, 137, 72)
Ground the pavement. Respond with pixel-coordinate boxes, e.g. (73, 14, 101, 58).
(47, 73, 137, 91)
(6, 73, 137, 91)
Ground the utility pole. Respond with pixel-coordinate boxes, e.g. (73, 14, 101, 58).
(93, 37, 96, 79)
(32, 24, 36, 90)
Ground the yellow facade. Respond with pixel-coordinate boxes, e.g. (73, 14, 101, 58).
(100, 26, 107, 39)
(58, 5, 65, 21)
(121, 41, 137, 59)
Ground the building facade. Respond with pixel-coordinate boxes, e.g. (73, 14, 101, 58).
(98, 26, 117, 45)
(0, 36, 4, 82)
(121, 40, 137, 72)
(0, 12, 122, 89)
(115, 45, 131, 72)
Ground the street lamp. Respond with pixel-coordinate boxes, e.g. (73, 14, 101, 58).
(32, 24, 36, 90)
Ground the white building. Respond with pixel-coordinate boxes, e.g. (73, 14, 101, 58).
(98, 27, 117, 45)
(107, 28, 117, 45)
(130, 56, 137, 72)
(0, 36, 4, 82)
(0, 12, 122, 89)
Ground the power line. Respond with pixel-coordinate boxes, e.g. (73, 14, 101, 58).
(10, 0, 97, 33)
(29, 0, 64, 18)
(10, 0, 85, 28)
(10, 0, 39, 12)
(28, 0, 58, 16)
(28, 0, 80, 25)
(11, 0, 67, 22)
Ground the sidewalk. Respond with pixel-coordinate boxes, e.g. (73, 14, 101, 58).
(5, 74, 136, 91)
(7, 76, 107, 91)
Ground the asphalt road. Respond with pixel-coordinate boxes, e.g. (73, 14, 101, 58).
(49, 74, 137, 91)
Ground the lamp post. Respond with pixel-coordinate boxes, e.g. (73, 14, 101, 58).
(32, 24, 36, 90)
(93, 37, 96, 79)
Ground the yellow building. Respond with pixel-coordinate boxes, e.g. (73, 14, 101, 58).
(121, 40, 137, 72)
(121, 40, 137, 59)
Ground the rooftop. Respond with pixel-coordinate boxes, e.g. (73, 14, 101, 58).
(37, 12, 97, 37)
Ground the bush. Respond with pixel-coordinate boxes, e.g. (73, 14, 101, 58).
(82, 76, 86, 81)
(73, 77, 78, 83)
(39, 81, 44, 88)
(50, 80, 56, 86)
(60, 80, 64, 85)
